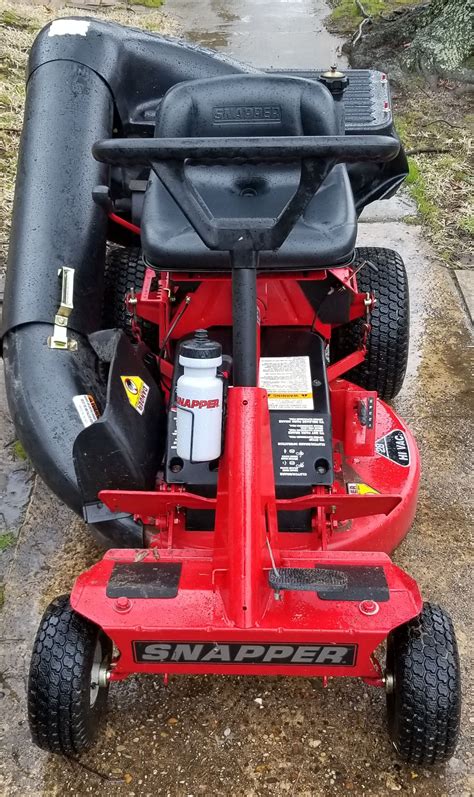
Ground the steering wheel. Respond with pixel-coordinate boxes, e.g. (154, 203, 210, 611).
(93, 134, 399, 255)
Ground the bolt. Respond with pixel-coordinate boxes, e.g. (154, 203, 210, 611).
(115, 596, 131, 612)
(385, 672, 394, 694)
(359, 599, 379, 616)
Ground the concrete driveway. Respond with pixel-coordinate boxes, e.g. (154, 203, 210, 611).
(0, 1, 472, 795)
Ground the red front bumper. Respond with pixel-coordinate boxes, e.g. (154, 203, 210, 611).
(71, 549, 422, 681)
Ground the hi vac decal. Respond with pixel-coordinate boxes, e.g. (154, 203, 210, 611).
(133, 642, 357, 666)
(376, 429, 410, 467)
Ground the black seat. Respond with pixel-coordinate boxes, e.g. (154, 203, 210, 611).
(141, 75, 357, 270)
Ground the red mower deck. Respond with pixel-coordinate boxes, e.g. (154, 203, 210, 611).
(71, 385, 421, 682)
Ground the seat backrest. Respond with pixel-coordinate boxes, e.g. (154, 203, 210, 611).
(141, 74, 353, 265)
(155, 74, 338, 140)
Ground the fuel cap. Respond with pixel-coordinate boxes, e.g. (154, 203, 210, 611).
(319, 66, 349, 95)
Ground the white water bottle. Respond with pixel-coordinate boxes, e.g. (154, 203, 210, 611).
(176, 330, 223, 462)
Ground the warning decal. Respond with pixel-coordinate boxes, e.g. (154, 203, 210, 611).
(259, 357, 314, 410)
(375, 429, 410, 467)
(73, 394, 99, 428)
(121, 376, 150, 415)
(347, 482, 379, 495)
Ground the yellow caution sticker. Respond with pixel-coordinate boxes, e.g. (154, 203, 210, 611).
(121, 376, 149, 415)
(347, 482, 379, 495)
(267, 393, 314, 400)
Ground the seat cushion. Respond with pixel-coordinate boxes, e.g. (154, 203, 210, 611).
(142, 164, 357, 270)
(141, 74, 357, 270)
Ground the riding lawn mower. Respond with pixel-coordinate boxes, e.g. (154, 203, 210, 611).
(1, 18, 461, 764)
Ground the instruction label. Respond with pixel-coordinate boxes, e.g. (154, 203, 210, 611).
(73, 394, 99, 428)
(276, 416, 326, 478)
(259, 357, 314, 410)
(121, 376, 150, 415)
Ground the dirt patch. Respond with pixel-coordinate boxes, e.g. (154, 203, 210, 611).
(0, 0, 178, 275)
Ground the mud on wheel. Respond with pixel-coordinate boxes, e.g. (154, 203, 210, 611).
(386, 603, 461, 765)
(28, 595, 112, 755)
(331, 247, 409, 401)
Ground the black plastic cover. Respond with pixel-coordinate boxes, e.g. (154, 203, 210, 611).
(2, 326, 145, 547)
(261, 329, 333, 489)
(73, 330, 166, 520)
(1, 59, 113, 339)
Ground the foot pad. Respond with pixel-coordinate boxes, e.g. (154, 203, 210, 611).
(268, 567, 348, 593)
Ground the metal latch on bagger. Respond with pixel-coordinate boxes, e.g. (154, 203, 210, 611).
(47, 267, 77, 351)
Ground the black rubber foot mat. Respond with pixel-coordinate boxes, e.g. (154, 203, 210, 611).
(268, 567, 348, 592)
(106, 562, 182, 599)
(268, 565, 389, 601)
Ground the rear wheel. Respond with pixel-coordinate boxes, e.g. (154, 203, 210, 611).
(28, 595, 111, 755)
(331, 247, 409, 401)
(386, 603, 461, 765)
(102, 245, 156, 345)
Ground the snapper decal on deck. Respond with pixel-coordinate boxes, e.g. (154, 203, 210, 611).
(133, 642, 357, 666)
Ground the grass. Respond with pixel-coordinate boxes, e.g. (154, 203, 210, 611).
(405, 159, 438, 223)
(12, 440, 27, 461)
(0, 0, 178, 272)
(134, 0, 164, 7)
(328, 0, 417, 35)
(396, 97, 473, 266)
(0, 532, 15, 551)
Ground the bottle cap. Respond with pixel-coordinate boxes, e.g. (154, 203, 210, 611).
(179, 329, 222, 360)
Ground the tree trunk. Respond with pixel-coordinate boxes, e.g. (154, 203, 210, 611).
(404, 0, 473, 75)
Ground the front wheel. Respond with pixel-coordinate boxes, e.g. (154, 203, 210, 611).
(28, 595, 112, 755)
(386, 603, 461, 765)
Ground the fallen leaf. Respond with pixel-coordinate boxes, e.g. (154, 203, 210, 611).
(385, 775, 402, 791)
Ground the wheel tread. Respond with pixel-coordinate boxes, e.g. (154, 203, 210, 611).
(387, 603, 461, 764)
(28, 595, 110, 756)
(102, 245, 156, 346)
(331, 247, 409, 401)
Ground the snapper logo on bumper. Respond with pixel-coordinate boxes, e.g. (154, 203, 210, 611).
(133, 642, 357, 666)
